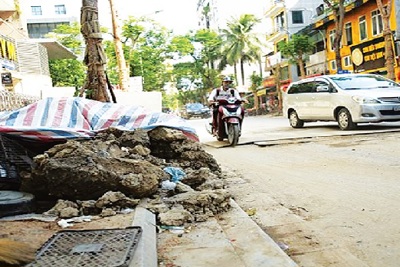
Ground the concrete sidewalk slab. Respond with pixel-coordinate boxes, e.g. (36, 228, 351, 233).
(131, 207, 158, 267)
(157, 199, 298, 267)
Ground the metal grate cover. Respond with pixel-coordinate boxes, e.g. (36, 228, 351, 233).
(0, 134, 32, 187)
(27, 227, 142, 267)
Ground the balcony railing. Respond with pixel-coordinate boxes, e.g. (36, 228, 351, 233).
(265, 0, 285, 18)
(308, 51, 327, 66)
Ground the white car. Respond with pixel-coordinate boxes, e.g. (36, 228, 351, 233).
(282, 74, 400, 130)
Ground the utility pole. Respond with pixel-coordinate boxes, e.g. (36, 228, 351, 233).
(109, 0, 130, 91)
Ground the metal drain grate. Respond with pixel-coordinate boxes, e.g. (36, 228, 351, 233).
(27, 226, 142, 267)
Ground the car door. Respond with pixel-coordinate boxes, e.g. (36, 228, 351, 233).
(293, 81, 316, 118)
(310, 79, 336, 120)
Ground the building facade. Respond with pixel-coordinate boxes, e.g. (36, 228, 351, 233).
(309, 0, 399, 79)
(22, 0, 78, 38)
(259, 0, 325, 105)
(0, 0, 75, 97)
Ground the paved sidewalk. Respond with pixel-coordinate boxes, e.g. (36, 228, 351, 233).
(152, 199, 298, 267)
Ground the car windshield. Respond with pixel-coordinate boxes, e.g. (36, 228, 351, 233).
(330, 75, 400, 90)
(187, 103, 204, 110)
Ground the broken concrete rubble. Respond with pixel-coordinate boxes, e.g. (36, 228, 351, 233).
(19, 127, 231, 225)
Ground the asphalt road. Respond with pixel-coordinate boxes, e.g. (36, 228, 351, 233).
(188, 115, 400, 267)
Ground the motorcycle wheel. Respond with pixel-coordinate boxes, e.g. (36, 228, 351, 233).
(227, 124, 240, 147)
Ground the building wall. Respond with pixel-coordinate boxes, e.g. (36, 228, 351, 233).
(22, 0, 77, 38)
(264, 0, 325, 86)
(325, 0, 397, 75)
(23, 0, 78, 23)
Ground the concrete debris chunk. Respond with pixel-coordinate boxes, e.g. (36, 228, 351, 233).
(19, 127, 230, 224)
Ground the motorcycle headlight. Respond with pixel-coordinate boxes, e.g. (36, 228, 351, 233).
(352, 96, 380, 104)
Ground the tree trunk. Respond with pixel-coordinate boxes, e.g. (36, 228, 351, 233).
(377, 0, 395, 80)
(109, 0, 130, 91)
(274, 64, 282, 113)
(80, 0, 110, 102)
(324, 0, 345, 72)
(297, 56, 306, 79)
(240, 58, 245, 86)
(233, 63, 238, 85)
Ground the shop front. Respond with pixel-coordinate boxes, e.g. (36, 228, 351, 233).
(351, 36, 398, 78)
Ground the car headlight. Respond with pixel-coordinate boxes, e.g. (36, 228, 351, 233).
(352, 96, 380, 104)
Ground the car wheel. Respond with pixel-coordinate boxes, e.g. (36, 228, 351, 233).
(337, 108, 357, 130)
(289, 110, 304, 128)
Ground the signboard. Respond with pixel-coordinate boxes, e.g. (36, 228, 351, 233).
(350, 37, 387, 73)
(337, 69, 350, 74)
(1, 72, 12, 86)
(262, 77, 275, 88)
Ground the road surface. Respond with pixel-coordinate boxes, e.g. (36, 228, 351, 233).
(188, 115, 400, 267)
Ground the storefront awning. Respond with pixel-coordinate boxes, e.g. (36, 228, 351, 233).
(30, 39, 77, 60)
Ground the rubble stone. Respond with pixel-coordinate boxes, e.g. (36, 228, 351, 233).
(21, 127, 230, 224)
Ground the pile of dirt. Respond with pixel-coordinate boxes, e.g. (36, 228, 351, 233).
(19, 127, 231, 226)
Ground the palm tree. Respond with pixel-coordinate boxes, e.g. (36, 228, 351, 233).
(80, 0, 110, 102)
(219, 14, 262, 86)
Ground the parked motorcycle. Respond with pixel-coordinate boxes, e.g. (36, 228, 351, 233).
(206, 96, 244, 146)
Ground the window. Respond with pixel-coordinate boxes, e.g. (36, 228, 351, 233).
(292, 11, 304, 24)
(288, 82, 315, 94)
(345, 22, 353, 45)
(371, 9, 383, 36)
(31, 6, 42, 16)
(55, 4, 66, 15)
(359, 16, 367, 41)
(275, 12, 285, 31)
(329, 29, 336, 51)
(27, 22, 68, 38)
(343, 56, 351, 67)
(330, 60, 337, 70)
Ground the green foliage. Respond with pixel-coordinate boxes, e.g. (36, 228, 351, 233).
(45, 22, 83, 55)
(121, 16, 171, 92)
(49, 59, 85, 87)
(46, 22, 86, 88)
(278, 34, 315, 64)
(249, 72, 263, 90)
(168, 36, 195, 58)
(219, 14, 263, 84)
(103, 40, 120, 85)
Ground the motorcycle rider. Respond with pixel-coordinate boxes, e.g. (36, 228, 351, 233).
(208, 76, 242, 135)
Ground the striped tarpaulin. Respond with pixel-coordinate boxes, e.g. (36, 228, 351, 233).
(0, 97, 198, 142)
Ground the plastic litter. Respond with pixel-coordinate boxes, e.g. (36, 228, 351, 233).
(161, 180, 177, 190)
(119, 208, 134, 214)
(160, 225, 185, 234)
(163, 167, 186, 183)
(276, 241, 289, 251)
(57, 215, 93, 228)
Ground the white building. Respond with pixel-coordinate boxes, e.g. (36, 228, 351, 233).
(0, 0, 75, 98)
(264, 0, 325, 84)
(22, 0, 78, 38)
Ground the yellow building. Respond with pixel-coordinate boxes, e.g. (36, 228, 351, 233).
(310, 0, 399, 79)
